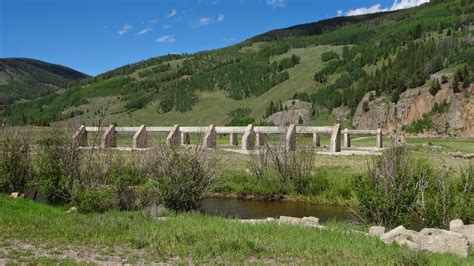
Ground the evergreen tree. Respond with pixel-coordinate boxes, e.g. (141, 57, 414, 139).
(452, 76, 461, 93)
(298, 115, 303, 125)
(362, 101, 370, 112)
(429, 79, 441, 96)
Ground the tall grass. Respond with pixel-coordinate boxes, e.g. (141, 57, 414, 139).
(1, 195, 473, 264)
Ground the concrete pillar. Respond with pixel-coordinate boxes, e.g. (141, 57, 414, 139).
(132, 125, 147, 149)
(101, 125, 116, 148)
(256, 133, 265, 146)
(202, 124, 217, 148)
(72, 125, 87, 147)
(166, 125, 181, 145)
(181, 132, 190, 145)
(330, 123, 341, 153)
(344, 128, 351, 148)
(242, 124, 255, 151)
(229, 133, 238, 146)
(285, 124, 297, 152)
(376, 128, 383, 148)
(313, 133, 320, 147)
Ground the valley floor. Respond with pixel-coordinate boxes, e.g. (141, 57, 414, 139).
(1, 195, 473, 265)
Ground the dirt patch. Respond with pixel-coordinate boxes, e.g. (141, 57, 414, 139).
(0, 238, 173, 264)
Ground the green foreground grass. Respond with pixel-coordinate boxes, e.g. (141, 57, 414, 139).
(1, 195, 473, 264)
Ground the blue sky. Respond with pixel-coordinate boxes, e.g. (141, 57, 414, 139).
(0, 0, 429, 76)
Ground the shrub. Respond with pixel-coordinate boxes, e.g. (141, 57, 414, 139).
(354, 146, 428, 227)
(37, 128, 81, 204)
(249, 141, 316, 195)
(403, 114, 433, 133)
(74, 186, 119, 213)
(419, 165, 473, 228)
(321, 51, 340, 62)
(432, 100, 449, 114)
(362, 101, 370, 112)
(152, 146, 215, 212)
(0, 128, 34, 193)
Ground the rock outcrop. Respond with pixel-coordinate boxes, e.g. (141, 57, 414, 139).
(373, 220, 473, 257)
(415, 228, 469, 257)
(266, 100, 313, 126)
(450, 219, 474, 244)
(353, 81, 474, 137)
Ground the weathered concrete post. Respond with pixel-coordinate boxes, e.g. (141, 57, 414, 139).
(241, 124, 255, 151)
(202, 124, 217, 148)
(132, 125, 147, 149)
(285, 124, 297, 152)
(330, 123, 341, 153)
(72, 125, 87, 147)
(313, 133, 320, 147)
(256, 133, 265, 146)
(101, 125, 116, 148)
(229, 133, 238, 146)
(181, 132, 190, 145)
(376, 128, 383, 148)
(166, 125, 181, 145)
(344, 128, 351, 148)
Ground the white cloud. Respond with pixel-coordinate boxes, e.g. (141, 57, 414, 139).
(337, 10, 343, 17)
(344, 0, 430, 16)
(266, 0, 286, 8)
(118, 24, 132, 35)
(136, 27, 152, 36)
(168, 9, 177, 17)
(390, 0, 430, 10)
(218, 14, 225, 22)
(199, 17, 211, 25)
(346, 4, 385, 16)
(156, 34, 175, 43)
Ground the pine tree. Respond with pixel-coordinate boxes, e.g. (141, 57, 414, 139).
(429, 79, 441, 96)
(362, 101, 370, 112)
(452, 75, 461, 93)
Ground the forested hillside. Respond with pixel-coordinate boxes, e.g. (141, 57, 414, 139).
(2, 0, 473, 133)
(0, 58, 89, 107)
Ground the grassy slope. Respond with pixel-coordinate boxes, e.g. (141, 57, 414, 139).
(1, 195, 472, 264)
(62, 45, 344, 126)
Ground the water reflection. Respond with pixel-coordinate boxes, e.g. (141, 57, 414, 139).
(201, 197, 353, 222)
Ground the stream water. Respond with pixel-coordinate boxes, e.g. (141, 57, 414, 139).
(200, 197, 354, 222)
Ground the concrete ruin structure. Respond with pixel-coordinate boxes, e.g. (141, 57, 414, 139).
(73, 123, 383, 153)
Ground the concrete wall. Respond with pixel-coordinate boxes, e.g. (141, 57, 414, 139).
(76, 124, 383, 152)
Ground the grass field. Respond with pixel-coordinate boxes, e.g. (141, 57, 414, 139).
(1, 195, 473, 264)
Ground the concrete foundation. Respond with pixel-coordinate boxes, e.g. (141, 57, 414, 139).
(242, 124, 256, 151)
(181, 132, 190, 145)
(285, 124, 297, 152)
(376, 128, 383, 148)
(344, 128, 351, 148)
(203, 124, 217, 148)
(313, 133, 320, 147)
(72, 125, 87, 146)
(132, 125, 147, 149)
(101, 125, 116, 148)
(330, 124, 341, 153)
(166, 125, 181, 145)
(230, 133, 238, 146)
(256, 133, 265, 146)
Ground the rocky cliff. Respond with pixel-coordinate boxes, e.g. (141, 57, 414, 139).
(353, 80, 473, 137)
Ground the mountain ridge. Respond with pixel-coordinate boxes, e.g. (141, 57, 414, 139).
(0, 58, 89, 106)
(2, 0, 473, 137)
